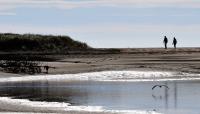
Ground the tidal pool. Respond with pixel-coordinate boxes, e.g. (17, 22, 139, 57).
(0, 80, 200, 114)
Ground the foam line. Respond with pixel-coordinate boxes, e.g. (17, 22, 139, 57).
(0, 71, 199, 82)
(0, 97, 161, 114)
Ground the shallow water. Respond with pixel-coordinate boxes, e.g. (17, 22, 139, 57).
(0, 79, 200, 113)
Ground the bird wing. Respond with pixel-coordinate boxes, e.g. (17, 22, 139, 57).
(152, 85, 159, 90)
(162, 85, 169, 89)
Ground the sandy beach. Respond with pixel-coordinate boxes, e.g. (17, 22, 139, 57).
(2, 0, 200, 113)
(1, 48, 200, 114)
(2, 48, 200, 76)
(40, 48, 200, 75)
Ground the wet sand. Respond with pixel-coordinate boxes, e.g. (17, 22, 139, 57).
(1, 48, 200, 76)
(42, 48, 200, 75)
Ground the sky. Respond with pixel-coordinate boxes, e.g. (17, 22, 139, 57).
(0, 0, 200, 48)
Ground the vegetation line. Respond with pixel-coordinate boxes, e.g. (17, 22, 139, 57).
(0, 33, 89, 52)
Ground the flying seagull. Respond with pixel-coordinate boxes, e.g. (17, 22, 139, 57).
(152, 85, 169, 90)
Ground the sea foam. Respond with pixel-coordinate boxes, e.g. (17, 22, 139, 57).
(0, 70, 199, 82)
(0, 97, 161, 114)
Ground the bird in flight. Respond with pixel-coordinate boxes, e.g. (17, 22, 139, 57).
(152, 85, 169, 90)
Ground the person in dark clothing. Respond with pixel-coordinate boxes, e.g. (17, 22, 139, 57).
(173, 37, 177, 49)
(163, 36, 168, 49)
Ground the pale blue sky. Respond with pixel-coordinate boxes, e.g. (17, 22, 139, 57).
(0, 0, 200, 48)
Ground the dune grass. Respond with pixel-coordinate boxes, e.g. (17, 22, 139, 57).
(0, 33, 90, 52)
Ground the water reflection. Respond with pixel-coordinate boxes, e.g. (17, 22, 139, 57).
(174, 82, 177, 109)
(164, 82, 168, 110)
(0, 80, 199, 113)
(0, 81, 89, 104)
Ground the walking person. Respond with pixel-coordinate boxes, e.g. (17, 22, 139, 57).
(173, 37, 177, 49)
(163, 36, 168, 49)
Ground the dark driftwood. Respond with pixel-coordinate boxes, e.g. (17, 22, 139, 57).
(0, 60, 42, 74)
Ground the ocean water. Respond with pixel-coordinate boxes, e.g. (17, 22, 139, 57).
(0, 71, 200, 114)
